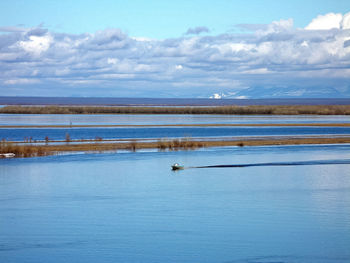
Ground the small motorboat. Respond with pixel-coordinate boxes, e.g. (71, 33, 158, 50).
(171, 163, 184, 171)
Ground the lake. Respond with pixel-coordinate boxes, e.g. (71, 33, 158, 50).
(1, 114, 350, 142)
(1, 114, 350, 126)
(0, 113, 350, 262)
(1, 144, 350, 263)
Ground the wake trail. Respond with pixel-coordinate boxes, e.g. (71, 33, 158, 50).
(191, 159, 350, 169)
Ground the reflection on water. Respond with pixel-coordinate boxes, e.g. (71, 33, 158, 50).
(0, 144, 350, 263)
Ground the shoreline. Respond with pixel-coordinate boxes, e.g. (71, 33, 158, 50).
(1, 105, 350, 115)
(2, 136, 350, 158)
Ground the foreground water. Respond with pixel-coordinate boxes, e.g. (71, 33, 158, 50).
(1, 144, 350, 263)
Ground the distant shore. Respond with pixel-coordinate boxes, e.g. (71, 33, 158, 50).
(1, 105, 350, 115)
(1, 97, 349, 107)
(2, 136, 350, 158)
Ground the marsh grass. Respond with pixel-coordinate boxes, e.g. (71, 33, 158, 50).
(157, 138, 206, 150)
(1, 105, 350, 115)
(0, 140, 49, 157)
(2, 137, 350, 158)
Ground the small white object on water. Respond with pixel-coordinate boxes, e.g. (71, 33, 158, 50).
(0, 153, 15, 158)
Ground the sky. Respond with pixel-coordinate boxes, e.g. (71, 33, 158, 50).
(0, 0, 350, 98)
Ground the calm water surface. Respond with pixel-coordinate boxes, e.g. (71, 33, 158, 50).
(1, 145, 350, 263)
(1, 114, 350, 141)
(2, 126, 350, 142)
(0, 127, 350, 141)
(1, 114, 350, 126)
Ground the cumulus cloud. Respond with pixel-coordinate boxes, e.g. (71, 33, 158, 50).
(185, 26, 210, 35)
(341, 12, 350, 29)
(18, 34, 52, 55)
(1, 12, 350, 98)
(305, 12, 350, 30)
(305, 13, 343, 30)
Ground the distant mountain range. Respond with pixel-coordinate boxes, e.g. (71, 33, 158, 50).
(209, 86, 350, 99)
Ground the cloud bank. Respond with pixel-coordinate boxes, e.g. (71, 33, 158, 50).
(1, 12, 350, 98)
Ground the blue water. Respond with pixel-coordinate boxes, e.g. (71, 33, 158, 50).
(2, 114, 350, 142)
(1, 144, 350, 263)
(1, 126, 350, 141)
(1, 114, 350, 126)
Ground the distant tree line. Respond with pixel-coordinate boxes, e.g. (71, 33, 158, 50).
(0, 105, 350, 115)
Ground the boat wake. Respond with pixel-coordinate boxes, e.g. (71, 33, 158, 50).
(190, 159, 350, 169)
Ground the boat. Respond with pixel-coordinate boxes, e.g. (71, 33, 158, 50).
(171, 163, 184, 170)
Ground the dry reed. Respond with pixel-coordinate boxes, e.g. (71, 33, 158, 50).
(1, 105, 350, 115)
(2, 136, 350, 158)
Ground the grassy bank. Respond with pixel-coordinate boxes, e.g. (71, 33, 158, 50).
(1, 105, 350, 115)
(0, 141, 50, 158)
(2, 137, 350, 158)
(0, 138, 206, 157)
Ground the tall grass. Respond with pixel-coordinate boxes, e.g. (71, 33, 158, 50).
(0, 137, 207, 157)
(2, 136, 350, 158)
(1, 105, 350, 115)
(157, 138, 206, 150)
(0, 140, 49, 157)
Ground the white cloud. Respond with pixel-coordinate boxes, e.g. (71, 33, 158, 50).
(242, 68, 271, 74)
(1, 12, 350, 97)
(107, 58, 118, 65)
(256, 18, 294, 36)
(213, 43, 255, 54)
(305, 13, 342, 30)
(301, 41, 308, 47)
(4, 78, 40, 85)
(341, 12, 350, 29)
(270, 18, 294, 31)
(18, 35, 52, 55)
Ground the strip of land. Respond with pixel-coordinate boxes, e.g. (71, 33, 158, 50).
(1, 123, 350, 128)
(0, 105, 350, 115)
(2, 136, 350, 158)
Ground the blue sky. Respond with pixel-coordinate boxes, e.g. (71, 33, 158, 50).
(1, 0, 349, 38)
(0, 1, 350, 98)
